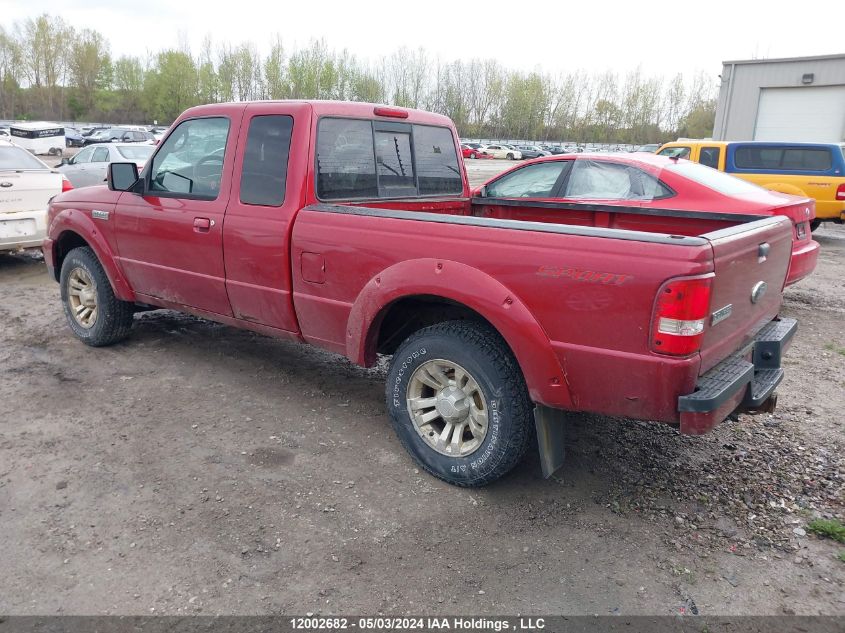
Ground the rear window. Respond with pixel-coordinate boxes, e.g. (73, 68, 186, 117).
(0, 146, 48, 170)
(413, 125, 462, 195)
(117, 146, 154, 161)
(316, 118, 378, 199)
(665, 161, 768, 196)
(734, 146, 833, 171)
(316, 117, 461, 200)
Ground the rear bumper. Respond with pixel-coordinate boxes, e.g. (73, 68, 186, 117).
(785, 239, 820, 285)
(678, 317, 797, 434)
(0, 209, 47, 253)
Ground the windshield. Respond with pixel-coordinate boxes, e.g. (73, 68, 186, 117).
(664, 160, 768, 196)
(117, 145, 154, 160)
(0, 145, 49, 170)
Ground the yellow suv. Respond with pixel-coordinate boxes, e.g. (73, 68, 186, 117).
(656, 141, 845, 230)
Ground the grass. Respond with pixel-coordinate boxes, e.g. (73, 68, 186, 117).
(807, 518, 845, 543)
(824, 342, 845, 357)
(838, 551, 845, 564)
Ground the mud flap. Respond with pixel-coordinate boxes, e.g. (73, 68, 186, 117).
(533, 405, 567, 479)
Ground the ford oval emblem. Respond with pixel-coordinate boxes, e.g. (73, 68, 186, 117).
(0, 181, 12, 188)
(750, 281, 767, 304)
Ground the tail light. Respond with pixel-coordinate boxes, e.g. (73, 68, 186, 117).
(61, 175, 74, 192)
(836, 183, 845, 200)
(651, 274, 713, 356)
(373, 106, 409, 119)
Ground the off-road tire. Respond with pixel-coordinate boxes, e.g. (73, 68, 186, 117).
(386, 320, 533, 487)
(60, 246, 134, 347)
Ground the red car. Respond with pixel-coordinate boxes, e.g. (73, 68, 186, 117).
(461, 144, 492, 159)
(473, 154, 819, 285)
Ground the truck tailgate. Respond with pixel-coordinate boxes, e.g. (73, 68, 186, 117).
(699, 216, 793, 374)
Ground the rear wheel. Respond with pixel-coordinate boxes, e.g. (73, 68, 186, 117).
(810, 219, 821, 232)
(386, 320, 532, 487)
(60, 247, 134, 347)
(469, 152, 477, 159)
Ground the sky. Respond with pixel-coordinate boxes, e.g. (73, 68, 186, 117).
(2, 0, 844, 79)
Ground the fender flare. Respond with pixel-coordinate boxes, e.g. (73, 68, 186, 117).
(49, 209, 136, 302)
(345, 258, 573, 408)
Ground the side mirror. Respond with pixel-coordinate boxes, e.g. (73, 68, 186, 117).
(473, 186, 485, 198)
(108, 162, 139, 192)
(60, 157, 70, 166)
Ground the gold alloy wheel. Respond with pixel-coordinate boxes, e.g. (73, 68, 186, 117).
(406, 359, 488, 457)
(67, 267, 98, 329)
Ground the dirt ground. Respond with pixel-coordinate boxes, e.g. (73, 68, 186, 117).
(0, 161, 843, 616)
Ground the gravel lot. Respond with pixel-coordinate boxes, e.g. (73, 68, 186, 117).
(0, 160, 842, 616)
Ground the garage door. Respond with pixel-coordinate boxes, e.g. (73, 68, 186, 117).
(754, 85, 845, 142)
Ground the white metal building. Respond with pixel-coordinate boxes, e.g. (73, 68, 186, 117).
(713, 53, 845, 142)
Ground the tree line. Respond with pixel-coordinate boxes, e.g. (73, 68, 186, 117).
(0, 14, 718, 143)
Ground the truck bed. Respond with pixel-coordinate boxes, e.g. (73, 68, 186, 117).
(291, 198, 793, 426)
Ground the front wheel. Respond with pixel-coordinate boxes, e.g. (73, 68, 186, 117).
(386, 320, 533, 487)
(60, 246, 135, 346)
(469, 153, 477, 159)
(506, 153, 514, 160)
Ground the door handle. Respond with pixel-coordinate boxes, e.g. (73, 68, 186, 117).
(193, 217, 212, 232)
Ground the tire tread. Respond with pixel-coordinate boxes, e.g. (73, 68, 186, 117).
(61, 246, 134, 347)
(388, 320, 532, 487)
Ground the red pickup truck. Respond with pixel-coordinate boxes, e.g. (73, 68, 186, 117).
(44, 101, 798, 487)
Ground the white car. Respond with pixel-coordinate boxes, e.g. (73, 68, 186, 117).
(0, 140, 72, 253)
(480, 144, 523, 160)
(57, 143, 154, 188)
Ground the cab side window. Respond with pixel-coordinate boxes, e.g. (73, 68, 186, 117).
(700, 147, 721, 169)
(149, 117, 230, 198)
(240, 115, 293, 207)
(658, 146, 691, 160)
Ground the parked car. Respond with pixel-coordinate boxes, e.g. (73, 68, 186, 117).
(65, 126, 85, 148)
(541, 145, 568, 155)
(45, 100, 797, 487)
(82, 126, 109, 137)
(657, 140, 845, 230)
(0, 126, 10, 138)
(83, 128, 155, 145)
(57, 143, 154, 188)
(0, 139, 72, 253)
(480, 144, 522, 160)
(515, 145, 550, 159)
(634, 144, 660, 153)
(473, 153, 818, 286)
(461, 144, 492, 159)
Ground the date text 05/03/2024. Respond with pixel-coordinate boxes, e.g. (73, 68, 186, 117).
(289, 617, 546, 631)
